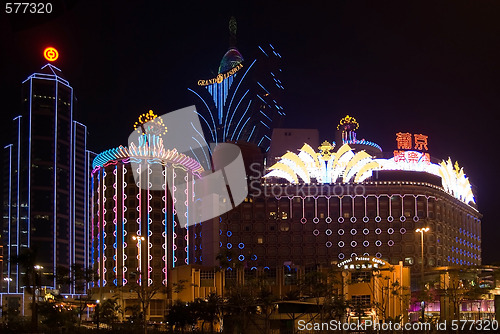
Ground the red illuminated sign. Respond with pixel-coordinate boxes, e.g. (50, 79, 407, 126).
(43, 47, 59, 62)
(394, 132, 430, 163)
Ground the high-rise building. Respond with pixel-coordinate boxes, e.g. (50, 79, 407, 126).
(188, 17, 284, 156)
(2, 60, 90, 299)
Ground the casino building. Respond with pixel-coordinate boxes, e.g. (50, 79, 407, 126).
(89, 111, 204, 318)
(188, 17, 284, 155)
(191, 116, 481, 279)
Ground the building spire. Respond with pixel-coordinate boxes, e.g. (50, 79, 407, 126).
(229, 16, 237, 48)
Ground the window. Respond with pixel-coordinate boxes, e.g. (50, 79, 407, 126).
(351, 295, 371, 309)
(280, 223, 290, 232)
(200, 270, 215, 280)
(257, 236, 264, 244)
(351, 271, 371, 283)
(284, 266, 297, 285)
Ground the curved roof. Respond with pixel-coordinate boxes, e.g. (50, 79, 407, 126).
(218, 48, 244, 74)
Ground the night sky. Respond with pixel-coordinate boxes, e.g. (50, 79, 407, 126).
(1, 1, 499, 263)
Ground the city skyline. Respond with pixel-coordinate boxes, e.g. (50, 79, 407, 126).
(1, 1, 499, 265)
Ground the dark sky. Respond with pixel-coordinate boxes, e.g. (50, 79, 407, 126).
(1, 1, 499, 263)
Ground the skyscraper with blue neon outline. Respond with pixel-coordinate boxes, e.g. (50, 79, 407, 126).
(1, 63, 91, 302)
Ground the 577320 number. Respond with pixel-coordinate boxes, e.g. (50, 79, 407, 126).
(5, 3, 52, 14)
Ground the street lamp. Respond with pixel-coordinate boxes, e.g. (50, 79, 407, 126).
(32, 264, 44, 330)
(132, 235, 145, 285)
(415, 227, 430, 322)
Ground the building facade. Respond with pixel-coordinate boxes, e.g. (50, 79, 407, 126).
(90, 111, 204, 290)
(191, 115, 481, 276)
(188, 17, 284, 154)
(2, 63, 90, 300)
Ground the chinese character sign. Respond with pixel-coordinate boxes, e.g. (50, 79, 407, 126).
(396, 132, 412, 150)
(394, 132, 430, 163)
(414, 134, 428, 151)
(395, 133, 429, 151)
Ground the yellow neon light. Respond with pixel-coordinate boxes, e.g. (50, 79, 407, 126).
(337, 115, 359, 130)
(343, 151, 372, 182)
(133, 110, 167, 135)
(197, 63, 243, 86)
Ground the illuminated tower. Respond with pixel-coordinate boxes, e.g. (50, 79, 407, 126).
(188, 17, 284, 159)
(2, 49, 90, 297)
(90, 111, 202, 290)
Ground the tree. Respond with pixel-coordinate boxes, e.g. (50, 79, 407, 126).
(165, 300, 197, 333)
(367, 268, 410, 322)
(299, 269, 343, 323)
(11, 247, 42, 331)
(53, 264, 97, 327)
(96, 298, 122, 328)
(192, 293, 222, 333)
(125, 271, 168, 334)
(224, 284, 257, 334)
(37, 297, 76, 329)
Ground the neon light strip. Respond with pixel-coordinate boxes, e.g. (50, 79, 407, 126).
(16, 116, 21, 292)
(187, 88, 217, 143)
(235, 117, 251, 141)
(70, 89, 75, 292)
(191, 136, 210, 169)
(256, 81, 270, 95)
(248, 125, 256, 141)
(230, 100, 252, 141)
(172, 169, 175, 267)
(122, 165, 126, 285)
(6, 144, 12, 293)
(28, 80, 32, 250)
(224, 89, 249, 140)
(147, 165, 151, 285)
(259, 110, 272, 121)
(185, 172, 189, 264)
(97, 172, 101, 287)
(137, 164, 142, 284)
(164, 167, 168, 284)
(258, 46, 269, 57)
(225, 59, 257, 129)
(53, 81, 58, 289)
(114, 165, 118, 286)
(90, 170, 95, 287)
(102, 170, 106, 286)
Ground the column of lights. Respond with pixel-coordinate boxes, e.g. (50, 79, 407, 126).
(113, 166, 118, 286)
(122, 165, 127, 285)
(416, 226, 430, 322)
(96, 171, 101, 287)
(147, 164, 152, 286)
(162, 167, 168, 285)
(136, 164, 141, 284)
(172, 169, 176, 267)
(132, 235, 145, 286)
(184, 171, 189, 264)
(102, 171, 107, 286)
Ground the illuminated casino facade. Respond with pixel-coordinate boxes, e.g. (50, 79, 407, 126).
(90, 111, 203, 288)
(191, 116, 481, 274)
(188, 17, 284, 155)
